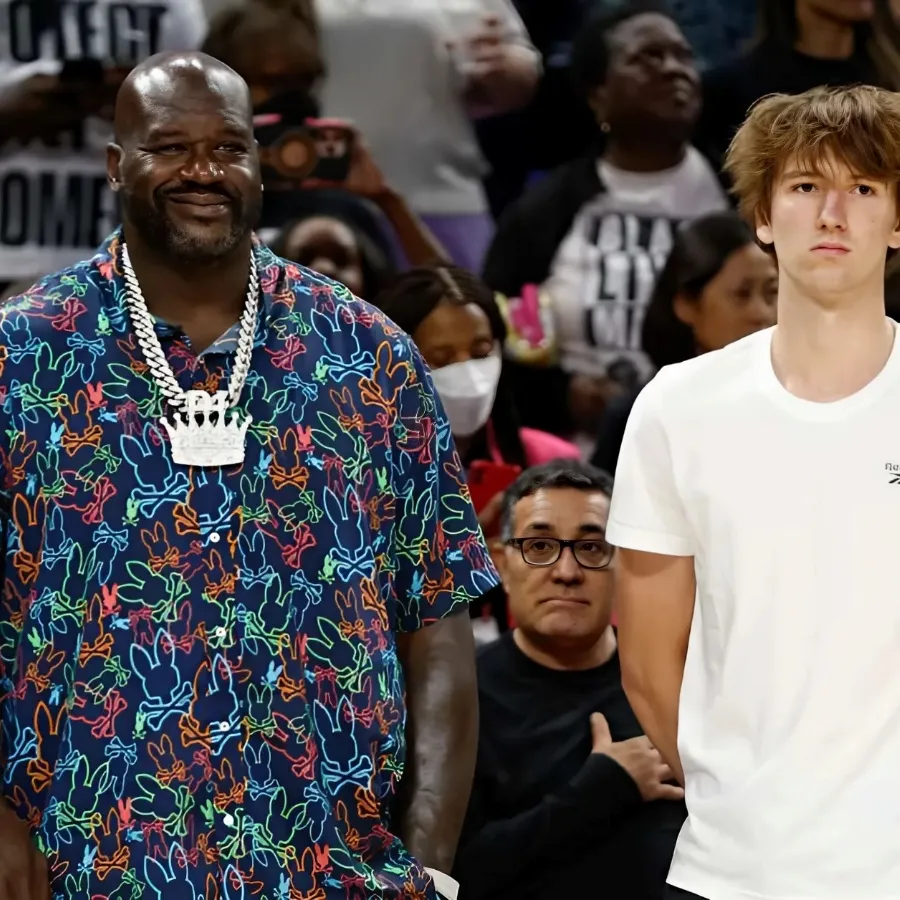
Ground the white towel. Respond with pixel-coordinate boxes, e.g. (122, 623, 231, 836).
(425, 868, 460, 900)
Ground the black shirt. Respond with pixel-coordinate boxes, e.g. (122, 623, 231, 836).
(696, 41, 875, 172)
(590, 386, 641, 477)
(454, 633, 686, 900)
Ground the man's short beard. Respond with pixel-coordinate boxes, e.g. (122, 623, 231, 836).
(121, 188, 262, 264)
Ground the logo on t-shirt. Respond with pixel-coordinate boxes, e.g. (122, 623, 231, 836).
(563, 209, 678, 388)
(7, 2, 172, 64)
(583, 211, 677, 354)
(0, 0, 185, 275)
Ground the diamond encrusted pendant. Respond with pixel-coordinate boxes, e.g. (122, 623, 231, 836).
(160, 390, 253, 467)
(120, 242, 260, 468)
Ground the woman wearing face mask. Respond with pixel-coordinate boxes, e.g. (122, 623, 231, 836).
(376, 266, 580, 638)
(375, 267, 580, 476)
(590, 211, 778, 474)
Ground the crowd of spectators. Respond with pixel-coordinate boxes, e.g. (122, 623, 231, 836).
(2, 1, 899, 897)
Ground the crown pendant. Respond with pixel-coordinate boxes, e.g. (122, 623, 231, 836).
(160, 390, 252, 468)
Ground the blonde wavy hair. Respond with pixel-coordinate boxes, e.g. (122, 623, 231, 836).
(724, 84, 900, 247)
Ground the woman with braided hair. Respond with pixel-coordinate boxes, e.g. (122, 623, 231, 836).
(375, 265, 580, 639)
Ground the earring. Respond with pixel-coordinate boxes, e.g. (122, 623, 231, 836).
(600, 122, 611, 133)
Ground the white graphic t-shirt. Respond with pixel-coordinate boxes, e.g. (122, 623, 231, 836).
(544, 147, 727, 385)
(0, 0, 207, 280)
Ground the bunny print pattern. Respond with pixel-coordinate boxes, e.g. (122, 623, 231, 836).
(0, 230, 498, 899)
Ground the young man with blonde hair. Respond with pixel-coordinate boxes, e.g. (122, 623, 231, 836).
(606, 84, 900, 900)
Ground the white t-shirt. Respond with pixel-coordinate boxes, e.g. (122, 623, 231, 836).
(607, 324, 900, 900)
(0, 0, 207, 281)
(316, 0, 539, 216)
(544, 147, 727, 384)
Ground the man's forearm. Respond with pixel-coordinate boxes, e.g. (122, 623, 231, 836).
(616, 549, 696, 788)
(622, 662, 685, 785)
(395, 611, 478, 873)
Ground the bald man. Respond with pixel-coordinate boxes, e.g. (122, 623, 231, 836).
(0, 52, 494, 900)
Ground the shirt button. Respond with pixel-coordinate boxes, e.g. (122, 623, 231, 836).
(210, 532, 221, 544)
(214, 626, 226, 638)
(223, 813, 235, 827)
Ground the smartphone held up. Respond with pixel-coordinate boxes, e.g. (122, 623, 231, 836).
(253, 93, 354, 189)
(468, 460, 521, 516)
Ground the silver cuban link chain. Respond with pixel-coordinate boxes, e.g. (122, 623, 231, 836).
(120, 242, 260, 410)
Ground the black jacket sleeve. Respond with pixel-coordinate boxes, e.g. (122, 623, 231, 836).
(590, 388, 639, 476)
(482, 156, 603, 298)
(694, 60, 747, 177)
(453, 753, 641, 899)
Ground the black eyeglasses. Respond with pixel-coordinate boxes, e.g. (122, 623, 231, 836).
(507, 537, 614, 570)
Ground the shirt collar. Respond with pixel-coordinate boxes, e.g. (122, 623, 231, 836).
(92, 228, 278, 356)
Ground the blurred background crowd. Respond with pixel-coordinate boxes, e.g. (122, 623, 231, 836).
(0, 1, 896, 897)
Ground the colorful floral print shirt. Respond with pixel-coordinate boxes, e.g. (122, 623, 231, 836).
(0, 231, 498, 899)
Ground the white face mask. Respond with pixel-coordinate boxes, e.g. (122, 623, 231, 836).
(429, 352, 502, 438)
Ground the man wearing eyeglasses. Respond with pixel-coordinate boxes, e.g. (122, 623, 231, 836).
(452, 459, 686, 900)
